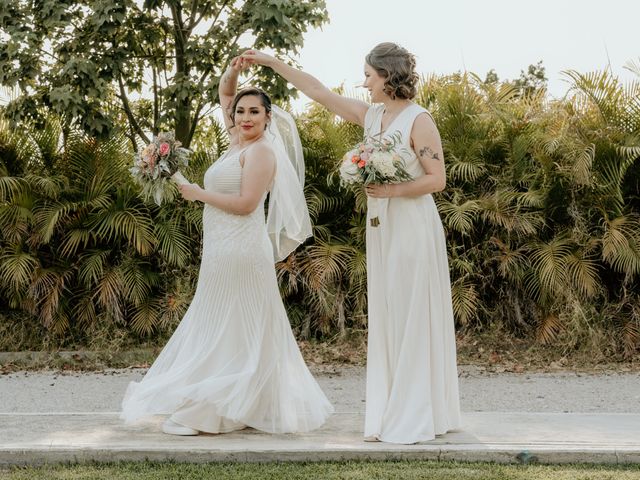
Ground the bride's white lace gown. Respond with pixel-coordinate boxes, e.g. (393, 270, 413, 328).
(363, 103, 461, 444)
(121, 146, 333, 433)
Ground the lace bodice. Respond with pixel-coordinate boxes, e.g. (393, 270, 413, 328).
(201, 147, 267, 249)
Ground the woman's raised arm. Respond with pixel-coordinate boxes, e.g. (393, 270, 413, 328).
(218, 56, 249, 132)
(242, 50, 369, 127)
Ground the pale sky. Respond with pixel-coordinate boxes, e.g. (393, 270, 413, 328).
(287, 0, 638, 111)
(1, 1, 636, 114)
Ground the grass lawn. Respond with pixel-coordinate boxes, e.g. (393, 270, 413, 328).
(2, 461, 640, 480)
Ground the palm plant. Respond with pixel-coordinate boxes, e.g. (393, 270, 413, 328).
(0, 115, 209, 344)
(280, 98, 367, 338)
(1, 68, 638, 360)
(417, 68, 640, 357)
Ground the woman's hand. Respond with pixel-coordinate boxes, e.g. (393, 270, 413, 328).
(179, 183, 203, 202)
(365, 183, 396, 198)
(241, 49, 276, 67)
(229, 55, 250, 73)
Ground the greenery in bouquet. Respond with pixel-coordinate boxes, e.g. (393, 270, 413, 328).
(130, 132, 191, 205)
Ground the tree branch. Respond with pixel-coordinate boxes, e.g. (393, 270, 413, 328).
(152, 66, 159, 136)
(170, 3, 187, 50)
(126, 120, 139, 153)
(187, 0, 200, 32)
(117, 74, 150, 144)
(190, 0, 212, 30)
(206, 0, 231, 37)
(187, 99, 205, 146)
(35, 46, 62, 64)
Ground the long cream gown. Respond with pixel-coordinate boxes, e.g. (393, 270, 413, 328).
(363, 103, 461, 444)
(121, 146, 333, 433)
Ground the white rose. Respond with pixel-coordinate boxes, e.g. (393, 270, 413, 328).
(339, 159, 361, 184)
(369, 151, 397, 177)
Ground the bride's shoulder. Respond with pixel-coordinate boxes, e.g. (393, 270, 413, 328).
(245, 139, 275, 160)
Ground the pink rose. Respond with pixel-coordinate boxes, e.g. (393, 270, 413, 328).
(159, 142, 170, 156)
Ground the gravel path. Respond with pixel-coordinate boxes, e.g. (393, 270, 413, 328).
(2, 365, 639, 414)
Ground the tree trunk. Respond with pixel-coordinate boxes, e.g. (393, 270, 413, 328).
(175, 99, 191, 147)
(171, 2, 192, 147)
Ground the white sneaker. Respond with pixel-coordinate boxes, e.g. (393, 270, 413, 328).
(162, 418, 199, 436)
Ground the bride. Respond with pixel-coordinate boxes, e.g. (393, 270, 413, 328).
(120, 56, 333, 436)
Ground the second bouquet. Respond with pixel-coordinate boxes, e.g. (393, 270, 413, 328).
(130, 132, 191, 206)
(339, 133, 412, 226)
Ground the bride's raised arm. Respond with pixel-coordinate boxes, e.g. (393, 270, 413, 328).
(218, 56, 248, 133)
(242, 50, 369, 127)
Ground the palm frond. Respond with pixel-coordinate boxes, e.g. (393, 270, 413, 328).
(346, 248, 368, 316)
(602, 215, 640, 278)
(439, 197, 479, 235)
(276, 253, 302, 296)
(451, 277, 479, 326)
(563, 69, 623, 124)
(622, 319, 640, 357)
(73, 292, 98, 329)
(489, 237, 528, 281)
(0, 175, 27, 202)
(59, 228, 93, 258)
(154, 217, 192, 267)
(119, 257, 158, 306)
(0, 248, 38, 291)
(0, 203, 32, 244)
(91, 205, 155, 255)
(94, 267, 124, 321)
(447, 154, 487, 183)
(297, 240, 353, 290)
(129, 298, 164, 336)
(28, 267, 73, 331)
(536, 314, 564, 344)
(478, 190, 544, 235)
(624, 59, 640, 78)
(529, 237, 574, 296)
(566, 250, 600, 298)
(572, 143, 595, 186)
(77, 250, 111, 288)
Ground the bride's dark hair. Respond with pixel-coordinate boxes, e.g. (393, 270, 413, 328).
(365, 42, 418, 100)
(229, 87, 272, 126)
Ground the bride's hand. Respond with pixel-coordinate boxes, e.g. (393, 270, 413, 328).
(179, 183, 202, 202)
(241, 49, 275, 67)
(229, 56, 250, 73)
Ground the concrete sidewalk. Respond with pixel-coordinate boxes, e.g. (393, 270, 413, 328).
(1, 368, 639, 465)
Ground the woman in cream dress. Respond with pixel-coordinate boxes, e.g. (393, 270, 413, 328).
(121, 57, 333, 436)
(243, 42, 461, 444)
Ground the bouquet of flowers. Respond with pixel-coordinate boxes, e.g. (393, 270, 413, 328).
(339, 133, 412, 186)
(339, 133, 412, 226)
(130, 132, 191, 205)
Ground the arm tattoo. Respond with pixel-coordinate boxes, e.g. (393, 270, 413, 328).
(419, 146, 441, 161)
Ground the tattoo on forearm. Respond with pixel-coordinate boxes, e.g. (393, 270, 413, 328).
(419, 146, 441, 161)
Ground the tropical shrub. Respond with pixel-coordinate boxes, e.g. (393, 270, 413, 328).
(0, 68, 638, 359)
